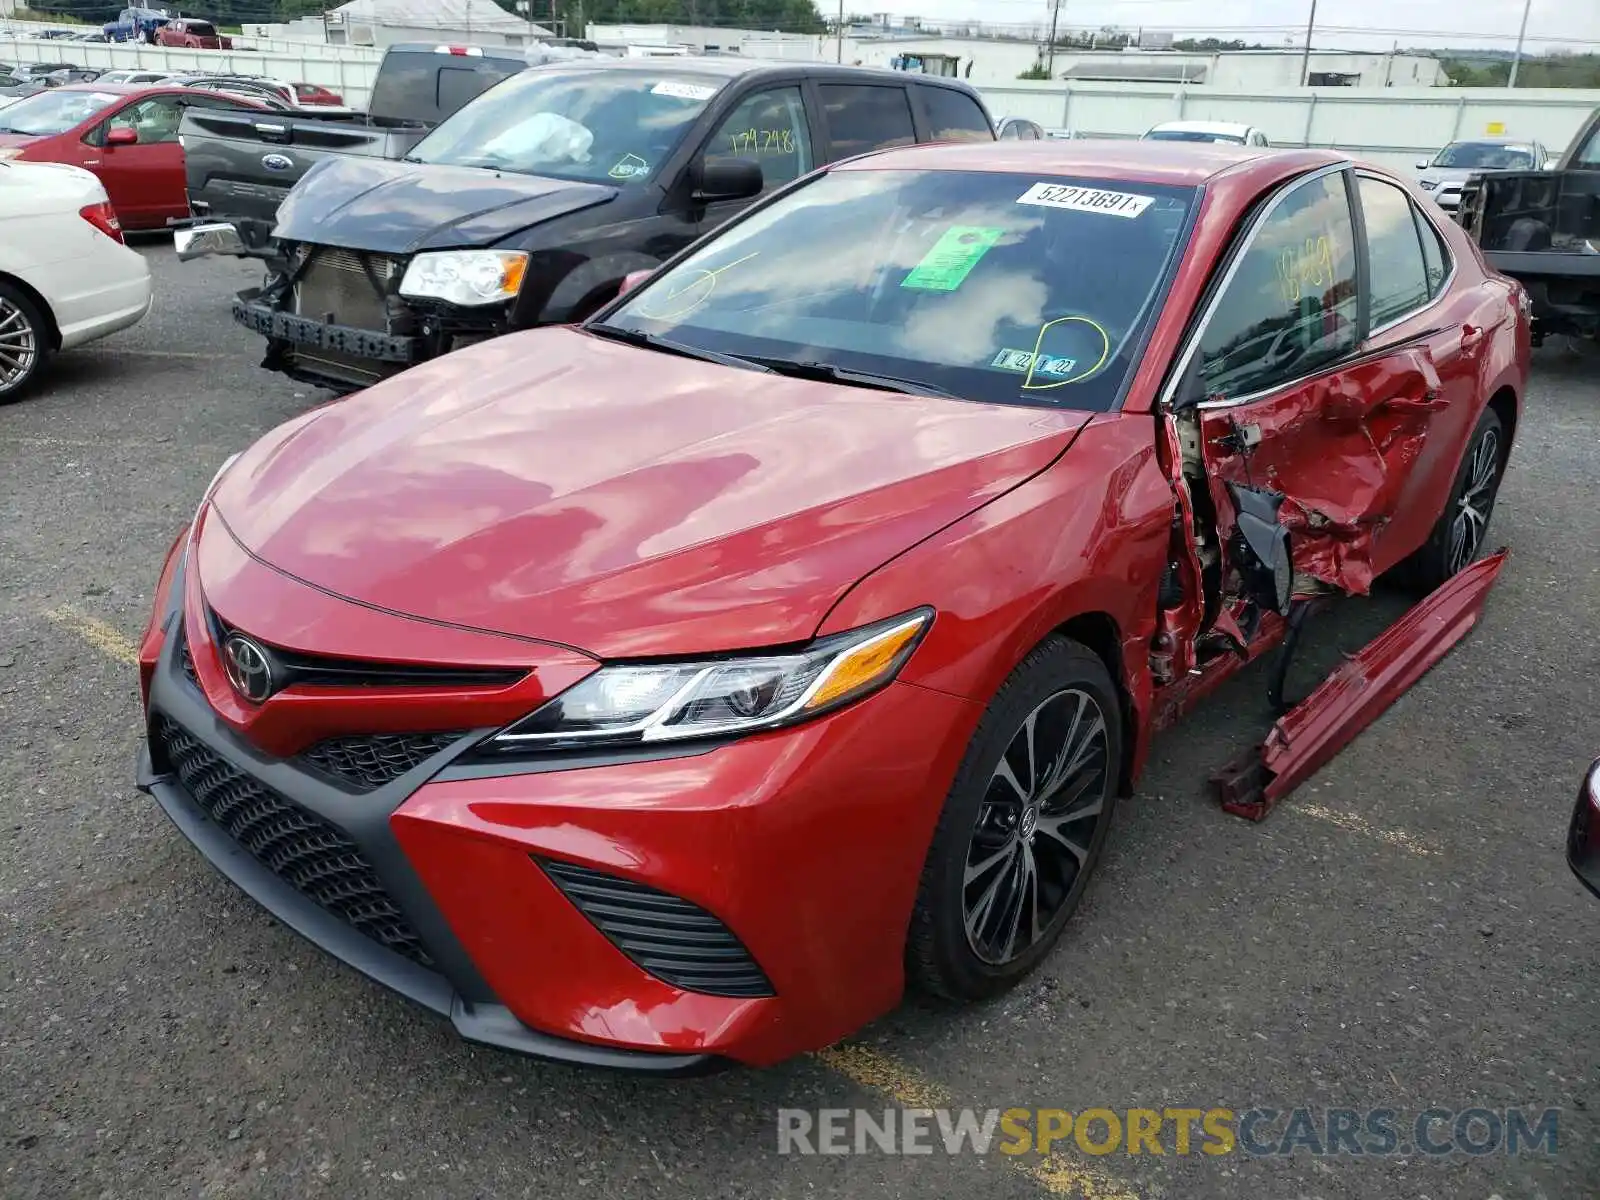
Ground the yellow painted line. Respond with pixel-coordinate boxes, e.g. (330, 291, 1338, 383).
(44, 606, 139, 666)
(813, 1044, 1144, 1200)
(811, 1043, 952, 1110)
(1295, 802, 1441, 857)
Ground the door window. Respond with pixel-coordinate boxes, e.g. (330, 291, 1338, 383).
(107, 96, 182, 144)
(1415, 207, 1451, 298)
(1194, 170, 1359, 400)
(703, 86, 812, 189)
(818, 84, 915, 158)
(1358, 176, 1430, 326)
(920, 86, 992, 142)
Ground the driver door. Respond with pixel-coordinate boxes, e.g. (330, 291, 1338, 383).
(90, 95, 187, 227)
(691, 85, 817, 237)
(1184, 166, 1451, 596)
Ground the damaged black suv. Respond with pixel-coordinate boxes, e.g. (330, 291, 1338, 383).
(181, 57, 996, 392)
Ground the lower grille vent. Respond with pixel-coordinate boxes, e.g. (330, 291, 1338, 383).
(541, 860, 774, 998)
(299, 732, 466, 793)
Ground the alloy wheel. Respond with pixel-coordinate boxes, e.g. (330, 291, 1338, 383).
(0, 294, 39, 395)
(1449, 427, 1500, 576)
(962, 688, 1111, 965)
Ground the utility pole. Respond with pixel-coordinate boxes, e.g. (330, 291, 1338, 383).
(1298, 0, 1317, 85)
(1508, 0, 1532, 88)
(836, 0, 843, 62)
(1045, 0, 1062, 79)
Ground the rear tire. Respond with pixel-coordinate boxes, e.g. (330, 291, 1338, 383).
(1402, 407, 1505, 593)
(906, 637, 1121, 1002)
(0, 281, 50, 404)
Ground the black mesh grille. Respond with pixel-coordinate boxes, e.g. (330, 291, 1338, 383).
(300, 732, 466, 793)
(177, 627, 198, 688)
(541, 860, 773, 998)
(153, 716, 433, 968)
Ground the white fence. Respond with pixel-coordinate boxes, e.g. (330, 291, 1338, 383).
(4, 29, 1598, 170)
(981, 81, 1600, 172)
(1, 29, 382, 106)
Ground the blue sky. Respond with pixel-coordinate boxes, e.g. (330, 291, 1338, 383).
(860, 0, 1595, 54)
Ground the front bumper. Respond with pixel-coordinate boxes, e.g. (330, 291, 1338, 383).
(1567, 759, 1600, 899)
(137, 561, 980, 1068)
(233, 290, 422, 365)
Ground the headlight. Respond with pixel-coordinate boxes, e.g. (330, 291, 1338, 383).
(484, 610, 932, 753)
(398, 249, 528, 307)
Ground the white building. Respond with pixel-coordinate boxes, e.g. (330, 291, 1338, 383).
(585, 23, 820, 59)
(821, 36, 1447, 89)
(325, 0, 552, 48)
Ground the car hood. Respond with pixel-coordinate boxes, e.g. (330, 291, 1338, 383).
(209, 327, 1088, 658)
(272, 156, 620, 253)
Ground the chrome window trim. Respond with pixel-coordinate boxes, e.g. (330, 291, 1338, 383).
(1161, 161, 1354, 412)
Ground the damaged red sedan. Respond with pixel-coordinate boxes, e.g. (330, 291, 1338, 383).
(136, 141, 1528, 1070)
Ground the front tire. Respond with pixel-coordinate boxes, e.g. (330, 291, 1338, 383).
(906, 637, 1121, 1001)
(1405, 407, 1505, 592)
(0, 282, 49, 404)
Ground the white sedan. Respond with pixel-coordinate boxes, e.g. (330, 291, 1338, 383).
(0, 160, 152, 401)
(1142, 120, 1271, 148)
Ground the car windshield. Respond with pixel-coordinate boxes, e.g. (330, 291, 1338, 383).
(1145, 128, 1245, 144)
(1431, 141, 1534, 169)
(604, 168, 1199, 412)
(0, 89, 116, 135)
(407, 67, 724, 184)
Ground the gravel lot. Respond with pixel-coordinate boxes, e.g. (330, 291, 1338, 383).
(1, 240, 1596, 1200)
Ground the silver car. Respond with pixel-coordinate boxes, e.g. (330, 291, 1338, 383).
(1415, 138, 1551, 213)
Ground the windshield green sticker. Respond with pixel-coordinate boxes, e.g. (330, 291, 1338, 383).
(609, 153, 649, 180)
(901, 226, 1004, 292)
(992, 348, 1078, 378)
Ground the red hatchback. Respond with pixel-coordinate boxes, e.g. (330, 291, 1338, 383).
(0, 83, 261, 229)
(137, 142, 1529, 1070)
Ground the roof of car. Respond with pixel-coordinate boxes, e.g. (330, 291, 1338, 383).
(1147, 120, 1254, 136)
(1444, 136, 1536, 146)
(836, 139, 1343, 187)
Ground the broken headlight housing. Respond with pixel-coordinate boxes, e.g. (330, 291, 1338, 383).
(483, 609, 933, 753)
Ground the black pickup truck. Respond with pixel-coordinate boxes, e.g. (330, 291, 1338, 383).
(181, 41, 529, 222)
(177, 58, 997, 392)
(1458, 107, 1600, 344)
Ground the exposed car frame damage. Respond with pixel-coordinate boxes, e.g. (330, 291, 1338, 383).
(1210, 549, 1508, 820)
(1154, 376, 1509, 821)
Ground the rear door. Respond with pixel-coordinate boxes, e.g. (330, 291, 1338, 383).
(814, 81, 917, 163)
(1177, 165, 1473, 595)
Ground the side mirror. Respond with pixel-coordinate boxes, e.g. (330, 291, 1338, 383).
(691, 156, 763, 203)
(106, 126, 138, 147)
(1415, 158, 1430, 171)
(618, 268, 653, 297)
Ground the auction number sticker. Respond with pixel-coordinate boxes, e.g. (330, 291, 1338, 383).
(1016, 182, 1154, 219)
(651, 81, 718, 101)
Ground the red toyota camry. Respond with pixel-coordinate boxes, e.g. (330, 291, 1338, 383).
(137, 141, 1528, 1070)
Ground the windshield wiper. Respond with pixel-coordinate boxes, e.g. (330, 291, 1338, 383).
(746, 358, 959, 399)
(585, 323, 774, 374)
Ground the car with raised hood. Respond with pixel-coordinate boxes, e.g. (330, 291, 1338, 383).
(1415, 137, 1550, 214)
(0, 159, 151, 401)
(173, 57, 997, 392)
(138, 140, 1527, 1070)
(0, 83, 266, 229)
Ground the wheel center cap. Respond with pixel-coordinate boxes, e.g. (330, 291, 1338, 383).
(1020, 805, 1039, 840)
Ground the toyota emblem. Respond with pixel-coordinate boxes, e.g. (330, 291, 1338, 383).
(222, 633, 275, 703)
